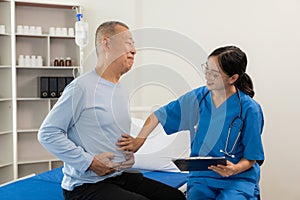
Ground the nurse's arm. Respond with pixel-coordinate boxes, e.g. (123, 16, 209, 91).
(208, 158, 256, 177)
(117, 113, 159, 152)
(231, 158, 256, 174)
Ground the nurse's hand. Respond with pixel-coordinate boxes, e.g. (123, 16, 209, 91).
(117, 134, 146, 153)
(208, 160, 236, 177)
(208, 158, 256, 177)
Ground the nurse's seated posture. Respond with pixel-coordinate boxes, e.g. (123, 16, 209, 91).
(118, 46, 265, 200)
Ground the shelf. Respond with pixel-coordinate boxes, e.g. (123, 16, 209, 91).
(0, 33, 10, 36)
(0, 98, 12, 102)
(0, 36, 12, 65)
(0, 165, 13, 185)
(16, 99, 59, 109)
(16, 34, 75, 39)
(17, 66, 78, 69)
(15, 1, 78, 9)
(15, 3, 76, 39)
(17, 129, 38, 133)
(17, 101, 49, 130)
(0, 130, 12, 135)
(0, 162, 13, 168)
(0, 101, 12, 132)
(18, 131, 56, 163)
(0, 1, 11, 37)
(51, 160, 63, 169)
(18, 159, 59, 165)
(0, 133, 13, 166)
(16, 38, 48, 67)
(17, 68, 74, 98)
(18, 162, 49, 178)
(17, 97, 56, 101)
(50, 39, 80, 66)
(0, 68, 12, 98)
(0, 65, 11, 68)
(17, 160, 62, 178)
(17, 99, 59, 109)
(50, 35, 75, 39)
(16, 33, 48, 38)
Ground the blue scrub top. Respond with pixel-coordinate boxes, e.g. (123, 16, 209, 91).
(154, 86, 264, 197)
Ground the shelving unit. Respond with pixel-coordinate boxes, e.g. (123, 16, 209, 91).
(0, 0, 80, 184)
(0, 0, 13, 185)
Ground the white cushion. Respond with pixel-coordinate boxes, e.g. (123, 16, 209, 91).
(130, 118, 190, 172)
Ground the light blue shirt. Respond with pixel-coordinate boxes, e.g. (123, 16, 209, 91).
(38, 69, 131, 191)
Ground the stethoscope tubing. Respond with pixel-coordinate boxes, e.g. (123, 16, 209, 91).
(195, 86, 243, 158)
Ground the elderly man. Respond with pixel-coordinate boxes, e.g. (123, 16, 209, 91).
(38, 21, 185, 200)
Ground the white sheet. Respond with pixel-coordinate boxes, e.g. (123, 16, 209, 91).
(130, 118, 190, 172)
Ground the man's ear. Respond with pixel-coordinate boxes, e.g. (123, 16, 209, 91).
(229, 74, 239, 84)
(102, 37, 110, 51)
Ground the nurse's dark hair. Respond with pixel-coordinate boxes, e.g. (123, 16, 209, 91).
(95, 21, 129, 55)
(209, 46, 255, 98)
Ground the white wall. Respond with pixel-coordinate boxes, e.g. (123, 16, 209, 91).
(34, 0, 300, 199)
(133, 1, 300, 199)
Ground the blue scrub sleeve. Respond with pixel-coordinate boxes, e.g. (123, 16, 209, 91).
(241, 102, 265, 164)
(154, 99, 182, 134)
(154, 88, 203, 135)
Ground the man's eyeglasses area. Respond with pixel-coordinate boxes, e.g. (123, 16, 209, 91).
(201, 63, 224, 80)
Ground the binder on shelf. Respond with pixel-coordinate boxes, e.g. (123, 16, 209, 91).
(39, 77, 49, 98)
(66, 76, 74, 86)
(49, 77, 58, 98)
(39, 76, 75, 98)
(57, 77, 66, 97)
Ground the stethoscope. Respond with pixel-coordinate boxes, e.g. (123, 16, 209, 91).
(194, 86, 244, 158)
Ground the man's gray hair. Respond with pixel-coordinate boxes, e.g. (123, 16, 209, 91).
(95, 21, 129, 52)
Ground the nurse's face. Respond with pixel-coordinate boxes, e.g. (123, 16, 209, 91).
(203, 56, 230, 91)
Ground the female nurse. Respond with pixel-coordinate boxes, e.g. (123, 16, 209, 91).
(117, 45, 265, 200)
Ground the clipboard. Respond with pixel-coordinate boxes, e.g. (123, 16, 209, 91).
(172, 156, 226, 171)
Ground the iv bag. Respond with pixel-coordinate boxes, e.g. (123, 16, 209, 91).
(75, 20, 89, 48)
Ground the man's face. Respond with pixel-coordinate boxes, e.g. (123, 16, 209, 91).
(108, 25, 136, 75)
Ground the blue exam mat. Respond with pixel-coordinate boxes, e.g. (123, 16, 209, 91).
(0, 167, 187, 200)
